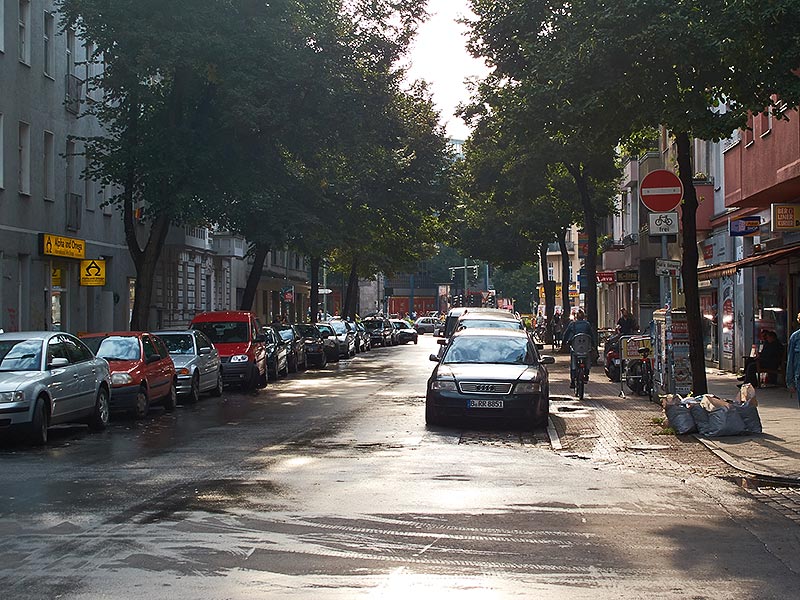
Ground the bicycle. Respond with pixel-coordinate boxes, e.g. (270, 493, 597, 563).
(655, 214, 673, 227)
(532, 323, 547, 345)
(570, 332, 593, 400)
(625, 346, 655, 402)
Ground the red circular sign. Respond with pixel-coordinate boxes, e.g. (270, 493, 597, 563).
(640, 169, 683, 212)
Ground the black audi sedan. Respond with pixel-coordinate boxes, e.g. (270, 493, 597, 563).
(425, 329, 554, 430)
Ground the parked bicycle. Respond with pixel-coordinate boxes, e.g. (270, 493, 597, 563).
(625, 346, 655, 402)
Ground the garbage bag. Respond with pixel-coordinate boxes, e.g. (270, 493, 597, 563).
(705, 407, 746, 437)
(664, 403, 697, 435)
(738, 383, 758, 407)
(735, 403, 763, 434)
(689, 404, 711, 436)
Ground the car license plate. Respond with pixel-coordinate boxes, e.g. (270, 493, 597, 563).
(468, 399, 504, 409)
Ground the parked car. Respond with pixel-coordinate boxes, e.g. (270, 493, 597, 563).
(190, 311, 268, 391)
(296, 324, 329, 368)
(354, 322, 371, 352)
(81, 332, 177, 418)
(442, 307, 469, 340)
(0, 332, 112, 444)
(153, 330, 223, 402)
(391, 319, 419, 344)
(315, 323, 341, 362)
(363, 317, 394, 347)
(273, 324, 308, 372)
(261, 327, 289, 380)
(455, 312, 526, 333)
(414, 316, 438, 334)
(426, 329, 554, 430)
(325, 320, 357, 357)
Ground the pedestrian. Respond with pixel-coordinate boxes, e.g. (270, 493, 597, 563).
(786, 313, 800, 405)
(617, 308, 637, 335)
(552, 312, 563, 345)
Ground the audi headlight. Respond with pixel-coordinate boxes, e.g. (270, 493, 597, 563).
(430, 380, 457, 391)
(0, 390, 24, 403)
(513, 381, 540, 394)
(230, 354, 249, 363)
(111, 373, 134, 385)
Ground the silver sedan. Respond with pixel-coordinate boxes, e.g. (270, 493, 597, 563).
(153, 330, 223, 403)
(0, 332, 112, 445)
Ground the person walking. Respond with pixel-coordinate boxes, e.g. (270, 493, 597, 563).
(786, 313, 800, 405)
(617, 308, 637, 335)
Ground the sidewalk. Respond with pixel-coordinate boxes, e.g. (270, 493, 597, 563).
(546, 349, 800, 481)
(700, 369, 800, 481)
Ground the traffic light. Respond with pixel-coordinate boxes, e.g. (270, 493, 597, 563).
(469, 264, 479, 282)
(449, 267, 455, 280)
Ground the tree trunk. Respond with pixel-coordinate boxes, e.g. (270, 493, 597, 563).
(558, 227, 571, 317)
(309, 255, 320, 323)
(540, 241, 556, 345)
(343, 259, 359, 319)
(676, 131, 708, 394)
(568, 164, 599, 334)
(129, 213, 171, 330)
(239, 242, 269, 312)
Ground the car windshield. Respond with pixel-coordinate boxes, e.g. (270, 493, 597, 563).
(159, 334, 195, 355)
(193, 321, 249, 343)
(317, 324, 334, 336)
(275, 328, 294, 342)
(0, 339, 43, 371)
(329, 321, 347, 334)
(362, 320, 382, 331)
(457, 319, 523, 331)
(297, 325, 319, 338)
(392, 321, 408, 330)
(84, 336, 140, 361)
(442, 336, 535, 365)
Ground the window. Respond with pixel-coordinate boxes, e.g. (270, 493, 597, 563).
(18, 121, 30, 195)
(43, 131, 54, 201)
(66, 27, 75, 75)
(18, 0, 30, 64)
(0, 1, 5, 53)
(0, 114, 4, 189)
(43, 11, 54, 76)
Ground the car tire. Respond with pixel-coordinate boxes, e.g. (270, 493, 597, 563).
(279, 359, 289, 376)
(244, 366, 259, 391)
(187, 374, 200, 404)
(132, 386, 150, 419)
(300, 353, 308, 370)
(319, 353, 328, 368)
(30, 397, 48, 445)
(268, 358, 278, 381)
(163, 381, 177, 412)
(425, 402, 441, 427)
(289, 353, 298, 373)
(210, 369, 223, 397)
(258, 364, 268, 388)
(88, 386, 110, 432)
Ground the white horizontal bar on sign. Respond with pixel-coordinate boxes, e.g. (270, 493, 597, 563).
(641, 187, 682, 195)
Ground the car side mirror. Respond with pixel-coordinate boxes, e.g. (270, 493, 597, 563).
(540, 355, 556, 365)
(429, 354, 440, 362)
(147, 354, 161, 364)
(437, 339, 447, 345)
(198, 347, 212, 355)
(49, 357, 69, 368)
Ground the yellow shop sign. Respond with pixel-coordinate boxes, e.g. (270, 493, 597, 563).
(40, 234, 85, 259)
(80, 259, 106, 286)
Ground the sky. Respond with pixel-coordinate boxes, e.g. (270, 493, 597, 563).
(405, 0, 490, 141)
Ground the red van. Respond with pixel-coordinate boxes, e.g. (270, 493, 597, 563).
(190, 311, 268, 390)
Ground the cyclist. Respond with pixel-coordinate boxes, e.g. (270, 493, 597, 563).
(562, 309, 597, 388)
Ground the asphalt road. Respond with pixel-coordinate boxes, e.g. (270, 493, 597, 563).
(1, 335, 799, 599)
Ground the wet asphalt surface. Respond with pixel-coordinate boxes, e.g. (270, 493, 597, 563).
(2, 336, 800, 599)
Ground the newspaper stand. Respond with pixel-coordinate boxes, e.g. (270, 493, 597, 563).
(653, 308, 691, 396)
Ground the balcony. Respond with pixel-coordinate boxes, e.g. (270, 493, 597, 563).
(622, 233, 639, 247)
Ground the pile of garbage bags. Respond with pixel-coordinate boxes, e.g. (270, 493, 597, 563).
(662, 383, 762, 437)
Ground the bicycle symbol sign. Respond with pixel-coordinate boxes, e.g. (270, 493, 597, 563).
(648, 211, 679, 235)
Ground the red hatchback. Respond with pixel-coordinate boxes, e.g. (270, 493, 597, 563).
(81, 332, 177, 418)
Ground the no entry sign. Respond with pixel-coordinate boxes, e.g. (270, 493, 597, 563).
(640, 169, 683, 212)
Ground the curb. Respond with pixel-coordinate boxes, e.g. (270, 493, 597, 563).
(693, 435, 800, 484)
(546, 416, 562, 451)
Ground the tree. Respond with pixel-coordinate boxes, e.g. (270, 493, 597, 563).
(468, 0, 800, 392)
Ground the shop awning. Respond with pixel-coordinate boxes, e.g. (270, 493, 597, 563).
(698, 242, 800, 281)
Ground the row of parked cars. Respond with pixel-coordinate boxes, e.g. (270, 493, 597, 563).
(425, 307, 555, 431)
(0, 311, 420, 445)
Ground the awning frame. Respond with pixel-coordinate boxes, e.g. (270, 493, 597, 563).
(698, 242, 800, 281)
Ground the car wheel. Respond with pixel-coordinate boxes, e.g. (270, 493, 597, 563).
(132, 386, 150, 419)
(425, 402, 441, 427)
(210, 369, 223, 396)
(300, 353, 308, 370)
(30, 397, 48, 445)
(289, 353, 298, 373)
(279, 358, 289, 375)
(319, 353, 328, 368)
(88, 386, 110, 431)
(163, 380, 177, 412)
(414, 336, 418, 345)
(268, 358, 278, 381)
(187, 374, 200, 404)
(244, 366, 260, 391)
(258, 362, 268, 388)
